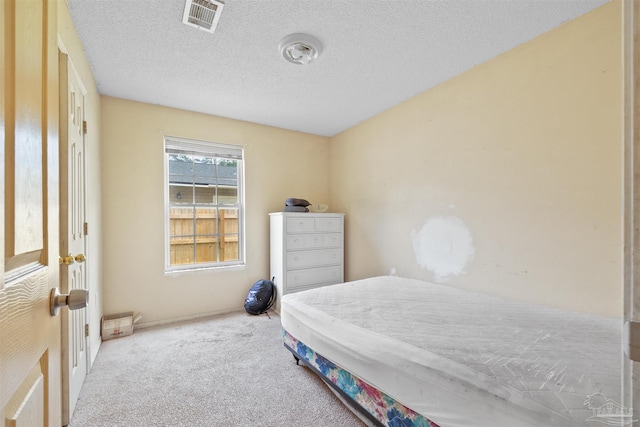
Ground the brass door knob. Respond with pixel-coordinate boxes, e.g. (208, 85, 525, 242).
(59, 254, 86, 265)
(60, 254, 75, 265)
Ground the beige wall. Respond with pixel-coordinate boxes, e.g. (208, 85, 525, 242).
(100, 97, 330, 325)
(94, 1, 622, 325)
(58, 2, 103, 362)
(329, 2, 622, 317)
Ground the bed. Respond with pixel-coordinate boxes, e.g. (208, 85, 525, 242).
(280, 276, 623, 427)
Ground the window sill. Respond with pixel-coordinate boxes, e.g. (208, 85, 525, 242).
(164, 262, 246, 276)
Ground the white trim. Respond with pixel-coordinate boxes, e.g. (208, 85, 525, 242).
(134, 308, 245, 329)
(163, 136, 245, 272)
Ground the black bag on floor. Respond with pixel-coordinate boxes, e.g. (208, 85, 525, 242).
(244, 278, 276, 315)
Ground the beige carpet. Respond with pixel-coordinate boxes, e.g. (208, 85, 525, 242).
(69, 311, 365, 427)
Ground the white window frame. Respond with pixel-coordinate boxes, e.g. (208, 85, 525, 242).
(164, 136, 245, 272)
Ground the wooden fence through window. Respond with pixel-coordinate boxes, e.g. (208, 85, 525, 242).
(169, 207, 239, 265)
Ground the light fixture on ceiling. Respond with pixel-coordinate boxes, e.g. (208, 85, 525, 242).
(278, 33, 323, 65)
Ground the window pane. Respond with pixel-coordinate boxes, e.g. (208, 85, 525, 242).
(169, 207, 194, 238)
(195, 207, 217, 235)
(194, 207, 217, 264)
(218, 186, 238, 205)
(216, 159, 238, 188)
(170, 236, 194, 266)
(193, 158, 217, 205)
(169, 154, 194, 183)
(219, 207, 239, 261)
(194, 232, 217, 264)
(169, 207, 194, 266)
(219, 207, 238, 233)
(194, 186, 216, 205)
(219, 233, 239, 261)
(170, 184, 193, 204)
(169, 154, 194, 204)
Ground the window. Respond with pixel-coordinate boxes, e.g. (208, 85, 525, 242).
(164, 136, 244, 271)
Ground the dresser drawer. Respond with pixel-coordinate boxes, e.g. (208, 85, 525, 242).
(286, 248, 342, 269)
(286, 217, 315, 233)
(316, 217, 342, 232)
(286, 216, 343, 233)
(286, 233, 342, 250)
(286, 266, 342, 291)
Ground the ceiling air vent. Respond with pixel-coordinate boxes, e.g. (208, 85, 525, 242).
(182, 0, 224, 33)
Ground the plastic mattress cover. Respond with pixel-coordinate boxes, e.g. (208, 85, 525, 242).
(280, 276, 622, 427)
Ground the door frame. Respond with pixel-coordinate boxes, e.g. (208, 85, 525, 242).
(623, 0, 640, 421)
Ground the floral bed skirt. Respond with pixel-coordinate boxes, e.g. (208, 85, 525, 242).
(283, 329, 440, 427)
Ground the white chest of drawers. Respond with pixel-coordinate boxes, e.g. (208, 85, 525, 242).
(269, 212, 344, 311)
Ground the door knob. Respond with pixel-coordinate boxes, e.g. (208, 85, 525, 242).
(50, 288, 88, 316)
(60, 254, 75, 265)
(59, 253, 86, 265)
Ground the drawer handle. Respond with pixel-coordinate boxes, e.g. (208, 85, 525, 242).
(294, 257, 299, 261)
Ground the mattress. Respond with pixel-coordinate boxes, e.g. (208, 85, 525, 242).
(280, 276, 622, 427)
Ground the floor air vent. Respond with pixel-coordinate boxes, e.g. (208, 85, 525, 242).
(182, 0, 224, 33)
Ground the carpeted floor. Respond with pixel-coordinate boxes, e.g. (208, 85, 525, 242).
(69, 311, 365, 427)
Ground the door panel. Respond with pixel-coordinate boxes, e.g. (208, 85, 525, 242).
(0, 0, 61, 426)
(5, 362, 45, 427)
(59, 53, 89, 426)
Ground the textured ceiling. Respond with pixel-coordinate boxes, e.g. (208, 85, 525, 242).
(68, 0, 608, 137)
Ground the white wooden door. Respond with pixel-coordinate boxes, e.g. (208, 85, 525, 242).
(0, 0, 62, 426)
(59, 53, 89, 426)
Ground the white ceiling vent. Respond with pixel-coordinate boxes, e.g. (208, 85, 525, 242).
(182, 0, 224, 33)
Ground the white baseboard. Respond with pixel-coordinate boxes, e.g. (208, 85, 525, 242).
(134, 308, 246, 330)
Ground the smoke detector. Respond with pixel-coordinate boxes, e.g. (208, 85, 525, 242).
(278, 33, 323, 65)
(183, 0, 224, 33)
